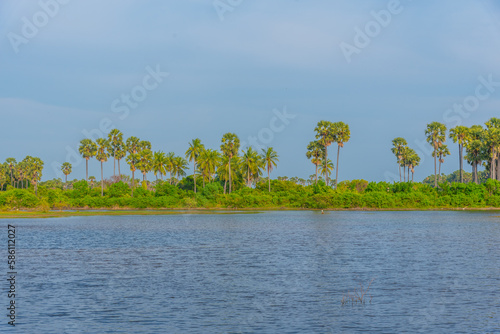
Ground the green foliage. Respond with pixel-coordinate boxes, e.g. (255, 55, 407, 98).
(201, 182, 223, 202)
(107, 181, 130, 198)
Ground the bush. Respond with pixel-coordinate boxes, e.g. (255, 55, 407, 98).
(107, 181, 130, 198)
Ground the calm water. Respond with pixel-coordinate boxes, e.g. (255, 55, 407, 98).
(1, 211, 499, 333)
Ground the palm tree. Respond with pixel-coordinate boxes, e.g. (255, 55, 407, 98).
(115, 145, 126, 179)
(391, 137, 408, 182)
(241, 147, 262, 187)
(449, 126, 468, 183)
(319, 159, 334, 183)
(88, 176, 96, 188)
(306, 141, 323, 185)
(262, 147, 279, 192)
(61, 162, 72, 189)
(407, 150, 421, 182)
(220, 133, 240, 193)
(79, 139, 97, 181)
(153, 151, 167, 181)
(5, 158, 16, 187)
(24, 156, 44, 195)
(425, 122, 447, 187)
(485, 118, 500, 180)
(314, 121, 334, 185)
(126, 136, 141, 193)
(95, 138, 110, 196)
(185, 139, 204, 193)
(108, 129, 124, 180)
(198, 149, 220, 186)
(137, 149, 153, 182)
(0, 164, 6, 191)
(399, 146, 410, 182)
(332, 121, 350, 189)
(464, 125, 484, 184)
(165, 152, 175, 184)
(173, 156, 188, 185)
(433, 144, 450, 183)
(126, 153, 139, 195)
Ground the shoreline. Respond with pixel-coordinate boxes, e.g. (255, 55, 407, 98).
(2, 206, 500, 219)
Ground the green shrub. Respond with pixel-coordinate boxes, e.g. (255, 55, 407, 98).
(107, 181, 130, 198)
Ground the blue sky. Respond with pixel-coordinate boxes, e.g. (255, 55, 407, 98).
(1, 0, 500, 182)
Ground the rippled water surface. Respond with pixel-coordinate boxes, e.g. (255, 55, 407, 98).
(1, 211, 499, 333)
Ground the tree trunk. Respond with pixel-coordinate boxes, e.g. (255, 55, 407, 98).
(10, 168, 13, 187)
(324, 145, 328, 186)
(403, 165, 406, 182)
(315, 164, 318, 185)
(224, 179, 227, 194)
(113, 154, 116, 179)
(193, 158, 197, 194)
(86, 159, 89, 182)
(118, 159, 121, 180)
(268, 167, 271, 192)
(101, 161, 104, 196)
(228, 158, 232, 194)
(438, 159, 442, 184)
(496, 152, 500, 181)
(399, 162, 401, 182)
(434, 149, 437, 187)
(407, 166, 410, 182)
(491, 151, 496, 180)
(459, 144, 463, 183)
(335, 145, 340, 189)
(132, 169, 135, 197)
(65, 174, 68, 190)
(412, 171, 414, 182)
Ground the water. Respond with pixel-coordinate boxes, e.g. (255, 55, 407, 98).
(1, 211, 499, 333)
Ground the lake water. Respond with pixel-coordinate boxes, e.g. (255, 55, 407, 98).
(1, 211, 499, 333)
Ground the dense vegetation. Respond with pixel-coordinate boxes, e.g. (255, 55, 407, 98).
(3, 176, 500, 211)
(3, 119, 500, 211)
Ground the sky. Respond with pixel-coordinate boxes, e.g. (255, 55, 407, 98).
(1, 0, 500, 182)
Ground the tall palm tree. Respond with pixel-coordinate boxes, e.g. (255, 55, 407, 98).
(391, 137, 408, 182)
(262, 147, 279, 192)
(126, 136, 141, 193)
(61, 162, 72, 189)
(332, 121, 350, 189)
(485, 118, 500, 180)
(108, 129, 124, 180)
(306, 141, 323, 185)
(79, 139, 97, 181)
(115, 145, 126, 179)
(425, 122, 447, 187)
(464, 125, 484, 184)
(314, 121, 334, 185)
(220, 133, 240, 193)
(153, 151, 167, 181)
(5, 158, 16, 187)
(185, 138, 204, 193)
(24, 156, 44, 195)
(137, 149, 153, 182)
(449, 126, 468, 183)
(95, 138, 110, 196)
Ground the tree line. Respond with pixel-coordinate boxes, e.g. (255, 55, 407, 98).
(75, 129, 279, 197)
